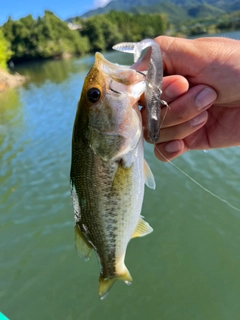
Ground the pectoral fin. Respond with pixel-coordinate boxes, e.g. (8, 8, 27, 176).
(144, 159, 156, 189)
(131, 217, 153, 238)
(74, 225, 92, 261)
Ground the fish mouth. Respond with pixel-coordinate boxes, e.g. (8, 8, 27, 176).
(93, 52, 146, 99)
(95, 52, 130, 71)
(95, 52, 145, 86)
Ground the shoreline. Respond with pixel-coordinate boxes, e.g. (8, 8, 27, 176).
(0, 69, 26, 92)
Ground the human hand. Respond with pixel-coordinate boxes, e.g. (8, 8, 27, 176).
(134, 36, 240, 161)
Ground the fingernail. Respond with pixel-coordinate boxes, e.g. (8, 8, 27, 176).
(164, 78, 188, 99)
(190, 111, 208, 126)
(165, 141, 181, 153)
(164, 83, 178, 99)
(195, 88, 217, 110)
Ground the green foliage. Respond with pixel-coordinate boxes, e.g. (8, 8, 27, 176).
(2, 10, 165, 62)
(81, 11, 165, 52)
(173, 10, 240, 36)
(2, 11, 90, 62)
(81, 18, 106, 51)
(0, 28, 12, 69)
(216, 11, 240, 31)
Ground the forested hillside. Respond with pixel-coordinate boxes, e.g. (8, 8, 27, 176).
(80, 0, 239, 23)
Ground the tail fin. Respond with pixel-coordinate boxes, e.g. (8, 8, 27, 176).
(112, 39, 158, 63)
(112, 42, 142, 62)
(98, 266, 132, 300)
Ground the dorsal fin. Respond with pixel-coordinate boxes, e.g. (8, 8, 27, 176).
(131, 217, 153, 238)
(144, 159, 156, 189)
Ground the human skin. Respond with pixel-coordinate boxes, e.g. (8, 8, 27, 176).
(134, 36, 240, 161)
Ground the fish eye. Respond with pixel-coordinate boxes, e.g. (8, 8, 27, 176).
(87, 87, 101, 103)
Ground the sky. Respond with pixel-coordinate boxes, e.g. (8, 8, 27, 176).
(0, 0, 111, 25)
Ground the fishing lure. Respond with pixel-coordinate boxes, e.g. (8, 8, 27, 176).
(113, 39, 168, 144)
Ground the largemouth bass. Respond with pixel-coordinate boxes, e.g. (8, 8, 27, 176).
(70, 52, 155, 299)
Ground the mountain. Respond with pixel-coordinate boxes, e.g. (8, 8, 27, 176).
(80, 0, 238, 23)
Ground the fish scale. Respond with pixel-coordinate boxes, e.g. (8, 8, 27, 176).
(70, 52, 155, 299)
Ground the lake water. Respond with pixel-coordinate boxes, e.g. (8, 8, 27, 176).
(1, 31, 240, 320)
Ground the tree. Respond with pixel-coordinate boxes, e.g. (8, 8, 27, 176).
(0, 29, 12, 69)
(81, 18, 106, 51)
(2, 11, 90, 62)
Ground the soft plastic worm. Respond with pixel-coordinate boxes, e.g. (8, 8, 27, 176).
(113, 39, 167, 143)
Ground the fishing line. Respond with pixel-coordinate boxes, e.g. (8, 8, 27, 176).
(156, 104, 240, 212)
(160, 99, 170, 129)
(155, 147, 240, 212)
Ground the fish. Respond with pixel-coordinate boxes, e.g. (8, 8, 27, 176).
(70, 52, 156, 299)
(113, 39, 168, 144)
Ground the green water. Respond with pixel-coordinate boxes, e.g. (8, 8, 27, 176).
(1, 32, 240, 320)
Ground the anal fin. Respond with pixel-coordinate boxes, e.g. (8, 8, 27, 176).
(131, 217, 153, 238)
